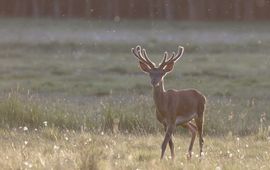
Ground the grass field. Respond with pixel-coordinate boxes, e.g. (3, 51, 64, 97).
(0, 19, 269, 169)
(1, 130, 269, 170)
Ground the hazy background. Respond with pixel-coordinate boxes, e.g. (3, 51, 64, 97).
(0, 0, 270, 20)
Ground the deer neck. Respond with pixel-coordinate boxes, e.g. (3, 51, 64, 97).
(153, 79, 166, 110)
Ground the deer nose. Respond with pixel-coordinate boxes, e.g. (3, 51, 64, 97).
(151, 79, 159, 87)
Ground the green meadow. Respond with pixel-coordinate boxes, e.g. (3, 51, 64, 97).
(0, 19, 269, 169)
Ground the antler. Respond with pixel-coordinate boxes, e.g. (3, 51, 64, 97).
(159, 46, 184, 69)
(131, 45, 155, 68)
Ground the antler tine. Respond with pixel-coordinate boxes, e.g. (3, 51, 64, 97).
(159, 46, 184, 69)
(141, 48, 155, 68)
(161, 51, 168, 64)
(131, 45, 146, 62)
(131, 45, 155, 68)
(171, 46, 184, 62)
(159, 51, 175, 68)
(158, 51, 168, 68)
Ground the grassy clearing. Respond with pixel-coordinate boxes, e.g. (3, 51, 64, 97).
(0, 19, 270, 169)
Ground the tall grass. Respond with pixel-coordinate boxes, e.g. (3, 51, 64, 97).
(0, 90, 160, 134)
(0, 89, 269, 137)
(0, 89, 82, 130)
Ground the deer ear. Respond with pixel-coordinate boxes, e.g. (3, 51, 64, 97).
(164, 62, 174, 73)
(139, 61, 151, 73)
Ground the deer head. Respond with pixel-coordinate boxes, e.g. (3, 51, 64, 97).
(131, 45, 184, 87)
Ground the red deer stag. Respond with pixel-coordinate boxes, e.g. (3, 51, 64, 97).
(131, 45, 206, 159)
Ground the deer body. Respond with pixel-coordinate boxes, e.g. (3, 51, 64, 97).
(131, 45, 206, 160)
(154, 86, 205, 126)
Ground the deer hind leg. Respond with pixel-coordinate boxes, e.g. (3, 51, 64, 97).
(182, 122, 197, 159)
(161, 125, 175, 159)
(195, 103, 205, 156)
(195, 117, 204, 156)
(168, 137, 175, 159)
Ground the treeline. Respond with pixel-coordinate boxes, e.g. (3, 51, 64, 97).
(0, 0, 270, 20)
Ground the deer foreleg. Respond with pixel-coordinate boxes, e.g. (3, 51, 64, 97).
(163, 124, 175, 159)
(161, 125, 175, 159)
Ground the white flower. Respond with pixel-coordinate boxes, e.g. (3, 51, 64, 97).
(215, 166, 222, 170)
(43, 121, 48, 127)
(23, 161, 33, 168)
(54, 145, 60, 150)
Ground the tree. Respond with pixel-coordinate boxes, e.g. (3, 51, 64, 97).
(53, 0, 60, 18)
(67, 0, 74, 17)
(156, 0, 164, 19)
(32, 0, 40, 18)
(187, 0, 200, 20)
(85, 0, 92, 18)
(113, 0, 120, 19)
(233, 0, 242, 20)
(128, 0, 135, 18)
(244, 0, 254, 20)
(147, 0, 154, 19)
(164, 0, 174, 20)
(207, 0, 218, 20)
(14, 0, 27, 17)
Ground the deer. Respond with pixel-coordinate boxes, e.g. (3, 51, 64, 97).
(131, 45, 206, 160)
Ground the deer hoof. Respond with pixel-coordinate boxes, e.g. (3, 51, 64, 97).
(186, 152, 192, 160)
